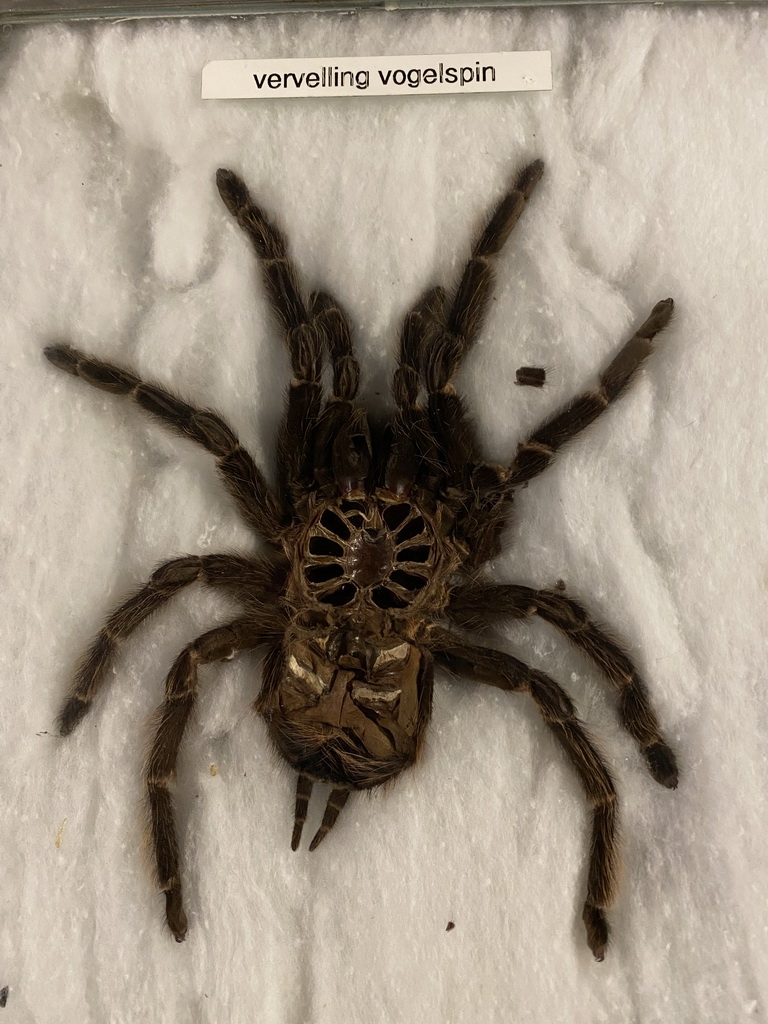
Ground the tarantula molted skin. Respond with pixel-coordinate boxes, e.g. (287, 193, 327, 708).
(45, 160, 678, 960)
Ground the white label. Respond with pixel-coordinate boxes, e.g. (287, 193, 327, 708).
(202, 51, 551, 100)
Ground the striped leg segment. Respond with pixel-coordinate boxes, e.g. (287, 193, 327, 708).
(146, 618, 266, 941)
(56, 554, 281, 736)
(291, 773, 314, 851)
(44, 344, 283, 542)
(308, 788, 350, 852)
(429, 630, 619, 960)
(423, 160, 544, 482)
(507, 299, 674, 488)
(216, 169, 327, 508)
(447, 583, 678, 787)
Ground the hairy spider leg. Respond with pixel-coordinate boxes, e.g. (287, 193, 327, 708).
(308, 290, 373, 494)
(380, 161, 543, 563)
(447, 583, 679, 787)
(54, 553, 284, 735)
(308, 788, 350, 851)
(429, 630, 618, 962)
(216, 169, 326, 511)
(291, 773, 314, 850)
(384, 287, 445, 495)
(462, 297, 674, 569)
(216, 170, 373, 501)
(421, 159, 544, 485)
(44, 344, 283, 543)
(311, 291, 361, 403)
(146, 617, 269, 941)
(506, 298, 674, 488)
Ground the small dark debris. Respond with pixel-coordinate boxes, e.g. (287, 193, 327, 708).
(0, 986, 8, 1008)
(515, 366, 546, 388)
(555, 579, 566, 592)
(36, 730, 50, 737)
(446, 921, 455, 932)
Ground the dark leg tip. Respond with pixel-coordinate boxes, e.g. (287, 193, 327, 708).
(215, 166, 236, 187)
(57, 696, 89, 736)
(165, 889, 188, 942)
(642, 298, 675, 337)
(290, 829, 302, 852)
(582, 902, 609, 962)
(517, 159, 545, 197)
(308, 830, 325, 853)
(44, 344, 79, 375)
(645, 742, 679, 789)
(215, 168, 249, 210)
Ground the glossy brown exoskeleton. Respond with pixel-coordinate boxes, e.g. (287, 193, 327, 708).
(45, 161, 678, 958)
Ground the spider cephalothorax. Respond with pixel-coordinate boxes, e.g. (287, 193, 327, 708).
(46, 160, 678, 959)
